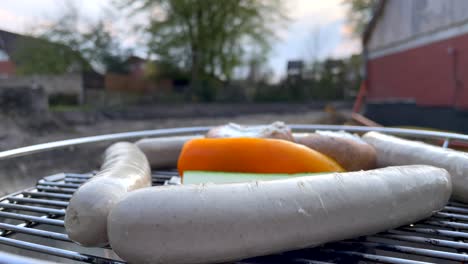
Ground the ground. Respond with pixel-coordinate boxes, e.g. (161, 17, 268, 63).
(0, 108, 350, 196)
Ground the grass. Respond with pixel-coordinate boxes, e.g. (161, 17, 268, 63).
(49, 104, 93, 112)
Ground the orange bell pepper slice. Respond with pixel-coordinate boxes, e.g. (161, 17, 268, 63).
(178, 137, 344, 176)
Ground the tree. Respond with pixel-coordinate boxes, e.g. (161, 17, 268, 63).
(79, 21, 132, 74)
(343, 0, 379, 36)
(118, 0, 287, 96)
(12, 37, 88, 75)
(12, 4, 131, 75)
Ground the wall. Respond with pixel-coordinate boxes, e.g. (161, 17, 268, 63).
(105, 73, 157, 93)
(84, 89, 144, 107)
(365, 102, 468, 133)
(366, 0, 468, 110)
(0, 73, 83, 103)
(367, 0, 468, 59)
(0, 86, 48, 113)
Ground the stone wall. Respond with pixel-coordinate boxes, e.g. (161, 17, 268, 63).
(0, 86, 48, 114)
(0, 73, 83, 103)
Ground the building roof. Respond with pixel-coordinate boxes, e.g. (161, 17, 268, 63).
(0, 29, 23, 56)
(362, 0, 387, 46)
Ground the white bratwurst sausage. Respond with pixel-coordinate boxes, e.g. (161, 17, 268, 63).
(108, 165, 451, 264)
(135, 135, 202, 169)
(65, 142, 151, 246)
(363, 131, 468, 203)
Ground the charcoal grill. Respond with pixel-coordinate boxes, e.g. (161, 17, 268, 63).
(1, 125, 468, 264)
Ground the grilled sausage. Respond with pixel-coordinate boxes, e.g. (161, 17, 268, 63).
(65, 142, 151, 246)
(295, 132, 377, 171)
(108, 165, 451, 264)
(135, 135, 202, 169)
(363, 131, 468, 202)
(206, 121, 294, 141)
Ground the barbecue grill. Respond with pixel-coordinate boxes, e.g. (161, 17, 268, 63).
(1, 124, 468, 264)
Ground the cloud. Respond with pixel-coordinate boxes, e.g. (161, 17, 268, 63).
(0, 7, 53, 35)
(288, 0, 345, 25)
(331, 37, 361, 58)
(330, 22, 361, 58)
(269, 0, 360, 78)
(0, 8, 28, 33)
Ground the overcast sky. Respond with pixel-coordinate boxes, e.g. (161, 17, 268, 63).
(0, 0, 360, 78)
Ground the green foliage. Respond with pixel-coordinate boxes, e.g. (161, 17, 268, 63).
(343, 0, 379, 36)
(309, 56, 362, 100)
(48, 94, 80, 106)
(12, 37, 88, 75)
(253, 54, 362, 102)
(78, 21, 132, 74)
(118, 0, 287, 99)
(148, 60, 190, 81)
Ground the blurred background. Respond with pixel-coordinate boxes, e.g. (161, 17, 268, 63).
(3, 1, 468, 260)
(1, 0, 468, 151)
(0, 0, 369, 151)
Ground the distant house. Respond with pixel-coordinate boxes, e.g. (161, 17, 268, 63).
(105, 56, 153, 93)
(363, 0, 468, 132)
(0, 29, 21, 77)
(0, 28, 97, 104)
(105, 56, 190, 94)
(0, 60, 15, 79)
(286, 60, 304, 78)
(126, 56, 147, 79)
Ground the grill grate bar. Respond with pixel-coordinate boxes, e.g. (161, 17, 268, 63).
(153, 170, 179, 175)
(22, 191, 72, 200)
(36, 186, 76, 194)
(152, 180, 167, 184)
(37, 181, 81, 189)
(443, 206, 468, 215)
(317, 248, 432, 264)
(0, 211, 64, 226)
(401, 226, 468, 239)
(64, 178, 87, 184)
(338, 241, 468, 262)
(425, 220, 468, 230)
(7, 197, 68, 208)
(64, 174, 93, 179)
(0, 223, 70, 242)
(0, 203, 65, 216)
(292, 259, 335, 264)
(152, 175, 178, 180)
(377, 233, 468, 250)
(0, 236, 123, 264)
(448, 201, 468, 208)
(435, 212, 468, 221)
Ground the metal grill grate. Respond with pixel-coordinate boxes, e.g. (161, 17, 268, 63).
(0, 171, 467, 263)
(2, 125, 468, 263)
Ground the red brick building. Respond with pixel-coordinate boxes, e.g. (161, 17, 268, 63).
(0, 61, 15, 78)
(0, 30, 20, 78)
(363, 0, 468, 132)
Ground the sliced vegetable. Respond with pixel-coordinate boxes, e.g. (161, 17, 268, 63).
(177, 137, 344, 176)
(183, 171, 327, 184)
